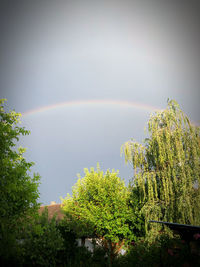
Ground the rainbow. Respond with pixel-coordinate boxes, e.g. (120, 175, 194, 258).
(22, 99, 161, 117)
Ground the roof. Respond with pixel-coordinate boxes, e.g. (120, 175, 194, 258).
(149, 220, 200, 241)
(39, 203, 65, 221)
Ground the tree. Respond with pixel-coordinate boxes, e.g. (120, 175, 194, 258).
(61, 165, 143, 265)
(22, 208, 65, 267)
(0, 99, 40, 263)
(121, 100, 200, 233)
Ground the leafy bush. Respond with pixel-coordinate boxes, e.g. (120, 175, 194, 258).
(114, 233, 200, 267)
(21, 208, 64, 266)
(56, 220, 78, 266)
(20, 209, 97, 267)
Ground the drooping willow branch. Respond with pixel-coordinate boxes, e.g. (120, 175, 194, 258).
(122, 100, 200, 231)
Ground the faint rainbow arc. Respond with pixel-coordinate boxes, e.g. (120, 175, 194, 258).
(22, 100, 161, 117)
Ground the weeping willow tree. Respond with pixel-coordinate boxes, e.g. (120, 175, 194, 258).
(121, 100, 200, 233)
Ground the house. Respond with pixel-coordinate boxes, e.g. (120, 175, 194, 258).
(38, 201, 64, 221)
(38, 201, 96, 252)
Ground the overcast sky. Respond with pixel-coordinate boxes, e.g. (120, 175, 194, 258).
(0, 0, 200, 205)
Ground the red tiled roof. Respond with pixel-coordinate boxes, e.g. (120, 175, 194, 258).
(38, 203, 65, 221)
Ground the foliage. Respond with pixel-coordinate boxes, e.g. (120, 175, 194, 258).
(61, 164, 143, 264)
(121, 100, 200, 232)
(57, 219, 79, 266)
(114, 233, 197, 267)
(91, 246, 109, 267)
(71, 246, 109, 267)
(0, 99, 40, 264)
(21, 209, 98, 267)
(21, 208, 65, 266)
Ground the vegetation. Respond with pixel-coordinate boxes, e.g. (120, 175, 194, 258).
(1, 99, 199, 266)
(21, 208, 65, 266)
(114, 233, 199, 267)
(61, 165, 144, 265)
(0, 99, 40, 264)
(121, 99, 200, 234)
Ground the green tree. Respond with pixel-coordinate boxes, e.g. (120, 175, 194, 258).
(61, 165, 143, 265)
(121, 100, 200, 233)
(0, 99, 40, 263)
(22, 208, 65, 267)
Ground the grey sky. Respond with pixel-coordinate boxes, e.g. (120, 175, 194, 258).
(0, 0, 200, 204)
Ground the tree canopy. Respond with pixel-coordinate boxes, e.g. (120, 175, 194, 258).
(121, 100, 200, 231)
(61, 165, 143, 262)
(0, 99, 40, 260)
